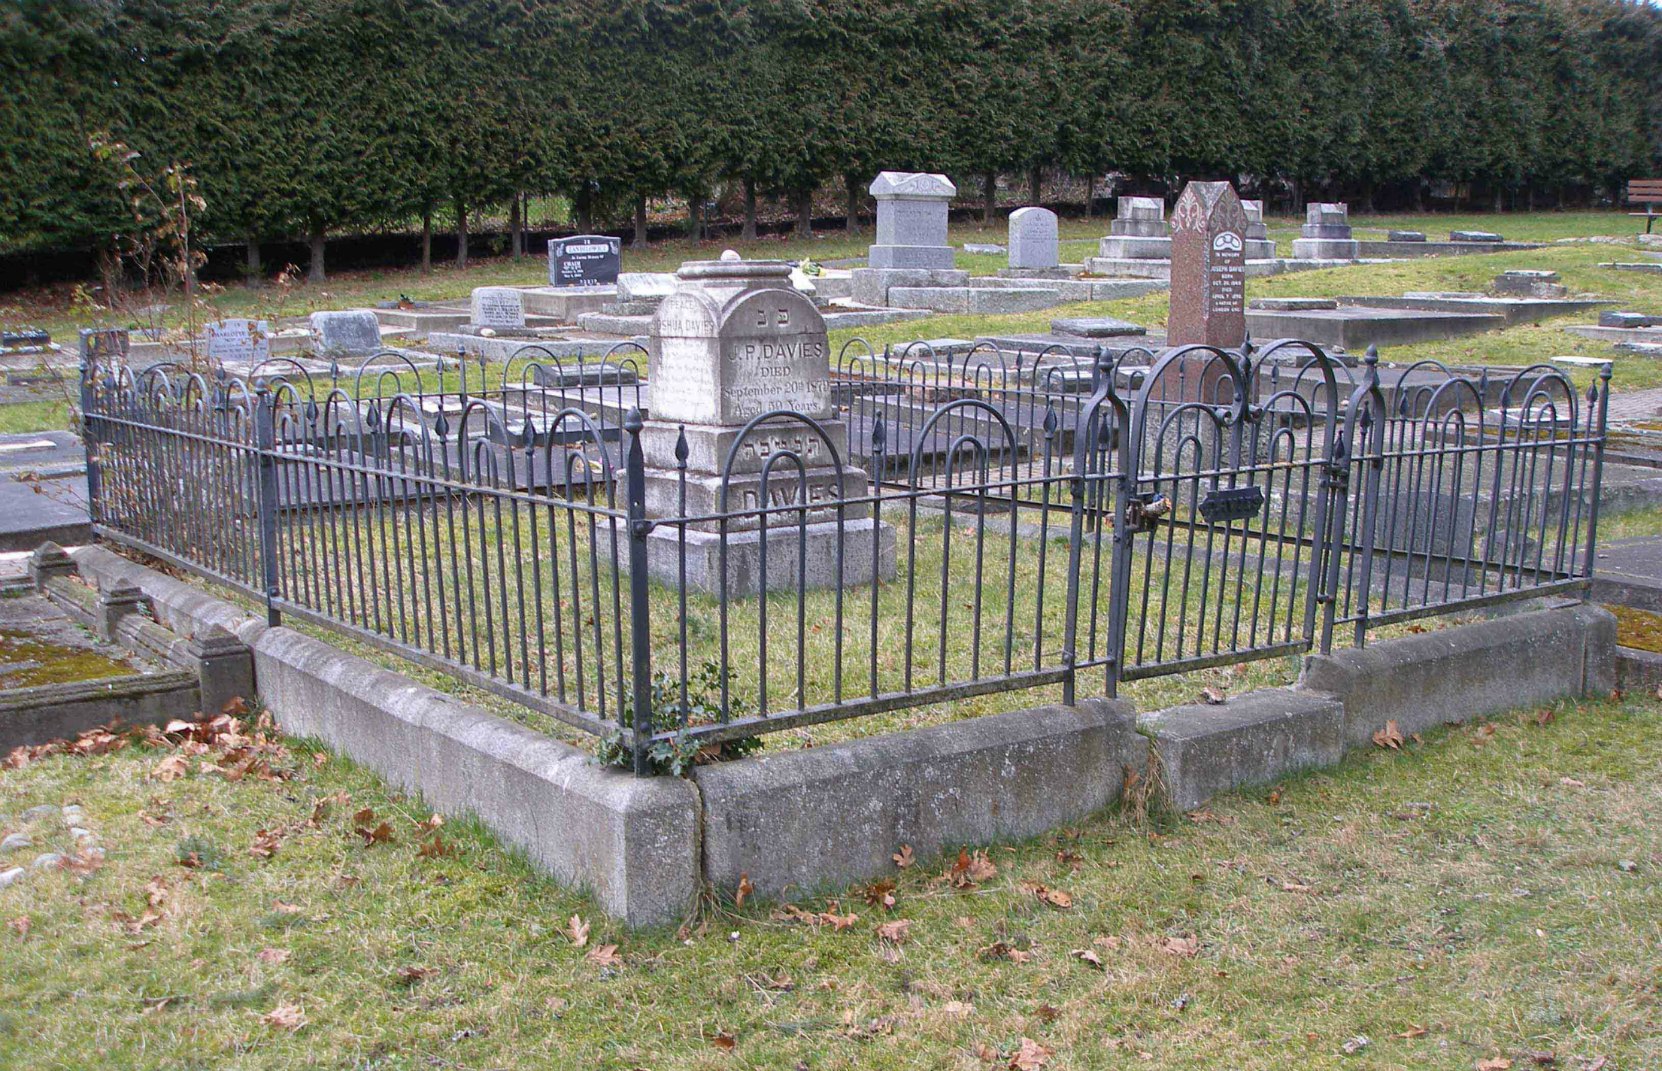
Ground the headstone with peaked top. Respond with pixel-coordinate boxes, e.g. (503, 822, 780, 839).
(1007, 207, 1059, 270)
(1167, 181, 1248, 350)
(636, 256, 894, 595)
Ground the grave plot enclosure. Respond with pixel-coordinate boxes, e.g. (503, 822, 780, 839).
(80, 335, 1611, 773)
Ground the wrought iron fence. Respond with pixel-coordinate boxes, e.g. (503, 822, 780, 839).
(79, 339, 1610, 773)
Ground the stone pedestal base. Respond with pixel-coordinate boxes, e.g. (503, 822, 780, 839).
(520, 286, 617, 320)
(1246, 238, 1277, 260)
(867, 245, 956, 270)
(850, 268, 971, 307)
(1096, 235, 1171, 260)
(1291, 238, 1359, 260)
(644, 518, 897, 597)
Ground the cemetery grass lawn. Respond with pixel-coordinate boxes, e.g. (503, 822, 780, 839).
(1, 691, 1657, 1070)
(1, 212, 1648, 344)
(0, 398, 72, 435)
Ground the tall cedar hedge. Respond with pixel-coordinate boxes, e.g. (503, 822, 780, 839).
(1, 0, 1659, 257)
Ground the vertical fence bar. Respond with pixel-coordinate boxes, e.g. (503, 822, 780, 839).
(253, 381, 282, 627)
(623, 409, 654, 776)
(1581, 364, 1612, 581)
(79, 359, 103, 527)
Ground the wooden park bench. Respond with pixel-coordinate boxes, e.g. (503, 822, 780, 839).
(1628, 179, 1662, 234)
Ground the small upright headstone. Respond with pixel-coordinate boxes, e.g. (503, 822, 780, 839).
(1290, 203, 1358, 260)
(308, 310, 382, 358)
(79, 328, 129, 363)
(547, 234, 621, 287)
(1239, 200, 1277, 260)
(202, 319, 271, 365)
(1166, 181, 1248, 350)
(1493, 270, 1567, 299)
(1097, 196, 1170, 260)
(1007, 207, 1059, 270)
(867, 172, 956, 269)
(470, 287, 526, 329)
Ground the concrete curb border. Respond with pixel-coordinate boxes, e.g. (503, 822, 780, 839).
(59, 545, 1616, 925)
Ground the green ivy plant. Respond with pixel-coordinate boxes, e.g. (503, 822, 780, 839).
(596, 661, 761, 777)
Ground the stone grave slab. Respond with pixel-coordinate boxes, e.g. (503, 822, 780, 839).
(1451, 230, 1503, 242)
(309, 310, 382, 357)
(1050, 317, 1147, 338)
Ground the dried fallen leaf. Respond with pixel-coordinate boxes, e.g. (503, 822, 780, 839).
(1021, 881, 1073, 909)
(1280, 881, 1314, 894)
(257, 947, 290, 965)
(260, 1003, 305, 1030)
(1160, 933, 1200, 957)
(151, 754, 190, 782)
(250, 828, 282, 859)
(735, 873, 754, 910)
(1009, 1036, 1052, 1070)
(892, 844, 914, 869)
(8, 916, 29, 939)
(1534, 708, 1556, 727)
(978, 941, 1033, 964)
(876, 919, 911, 944)
(586, 944, 622, 968)
(863, 879, 897, 910)
(394, 965, 436, 985)
(1200, 686, 1227, 705)
(356, 821, 394, 847)
(709, 1031, 736, 1051)
(1071, 947, 1104, 969)
(1372, 720, 1405, 750)
(1559, 777, 1586, 788)
(1397, 1024, 1428, 1039)
(416, 834, 454, 859)
(566, 914, 590, 947)
(1476, 1059, 1513, 1071)
(940, 1000, 973, 1017)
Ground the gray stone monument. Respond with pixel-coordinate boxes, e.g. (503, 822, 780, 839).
(1239, 199, 1277, 260)
(202, 319, 270, 365)
(639, 257, 895, 596)
(470, 286, 526, 330)
(849, 172, 969, 306)
(1097, 196, 1170, 260)
(1290, 203, 1359, 260)
(1007, 206, 1059, 270)
(308, 310, 383, 357)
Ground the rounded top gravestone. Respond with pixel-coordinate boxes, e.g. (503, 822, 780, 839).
(1007, 207, 1059, 270)
(649, 259, 830, 427)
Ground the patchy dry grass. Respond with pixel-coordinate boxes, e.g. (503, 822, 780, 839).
(2, 690, 1657, 1070)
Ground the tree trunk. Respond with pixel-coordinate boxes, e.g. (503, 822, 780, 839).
(455, 198, 468, 269)
(845, 173, 863, 234)
(1085, 176, 1095, 218)
(307, 217, 326, 283)
(689, 197, 701, 241)
(1028, 167, 1041, 206)
(420, 207, 432, 274)
(742, 178, 758, 241)
(575, 186, 593, 233)
(982, 172, 997, 228)
(509, 192, 523, 259)
(794, 188, 813, 238)
(244, 237, 260, 286)
(634, 194, 648, 246)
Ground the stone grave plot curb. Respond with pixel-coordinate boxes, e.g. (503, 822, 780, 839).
(43, 544, 1621, 925)
(1298, 603, 1615, 749)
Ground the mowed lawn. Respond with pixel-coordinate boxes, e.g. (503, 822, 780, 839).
(1, 691, 1657, 1070)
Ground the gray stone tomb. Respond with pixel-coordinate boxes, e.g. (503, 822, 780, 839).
(1097, 196, 1170, 260)
(867, 172, 957, 269)
(1007, 207, 1059, 270)
(639, 258, 896, 596)
(1290, 203, 1359, 260)
(308, 310, 382, 357)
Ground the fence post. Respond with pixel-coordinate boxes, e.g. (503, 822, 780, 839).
(252, 381, 282, 627)
(623, 409, 654, 776)
(1063, 349, 1119, 703)
(1582, 364, 1613, 579)
(78, 359, 103, 527)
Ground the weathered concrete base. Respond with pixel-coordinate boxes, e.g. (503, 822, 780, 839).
(0, 670, 200, 751)
(887, 285, 1061, 314)
(1291, 237, 1360, 259)
(643, 519, 897, 597)
(1300, 603, 1615, 748)
(1615, 645, 1662, 693)
(250, 627, 701, 927)
(849, 268, 970, 307)
(694, 698, 1144, 900)
(1138, 689, 1344, 813)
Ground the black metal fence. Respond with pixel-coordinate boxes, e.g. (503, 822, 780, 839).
(79, 340, 1610, 773)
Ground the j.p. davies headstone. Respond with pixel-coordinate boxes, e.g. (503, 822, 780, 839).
(1167, 181, 1248, 350)
(548, 234, 621, 288)
(638, 257, 894, 594)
